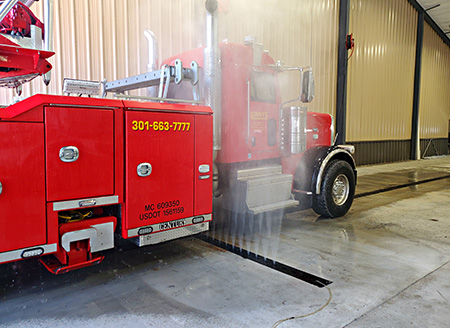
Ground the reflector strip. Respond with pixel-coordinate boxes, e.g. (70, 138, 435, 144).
(53, 195, 119, 211)
(0, 243, 57, 263)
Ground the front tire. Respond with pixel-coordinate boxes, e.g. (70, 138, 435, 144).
(312, 160, 355, 218)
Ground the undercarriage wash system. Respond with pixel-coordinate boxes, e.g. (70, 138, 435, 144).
(0, 0, 356, 273)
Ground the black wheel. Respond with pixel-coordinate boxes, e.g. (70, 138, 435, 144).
(312, 160, 355, 218)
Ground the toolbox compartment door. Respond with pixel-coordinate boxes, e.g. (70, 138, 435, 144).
(0, 123, 46, 252)
(45, 107, 114, 202)
(125, 111, 194, 230)
(194, 114, 213, 216)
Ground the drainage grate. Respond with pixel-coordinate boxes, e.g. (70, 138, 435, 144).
(198, 235, 332, 288)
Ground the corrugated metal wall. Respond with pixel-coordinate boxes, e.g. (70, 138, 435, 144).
(347, 0, 418, 142)
(2, 0, 449, 163)
(0, 0, 201, 102)
(419, 22, 450, 140)
(219, 0, 339, 114)
(0, 0, 339, 115)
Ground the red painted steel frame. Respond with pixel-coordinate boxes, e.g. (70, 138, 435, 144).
(0, 36, 54, 81)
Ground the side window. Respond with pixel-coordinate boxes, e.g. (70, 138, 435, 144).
(250, 71, 276, 103)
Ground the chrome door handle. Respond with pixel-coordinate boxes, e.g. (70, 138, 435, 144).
(137, 163, 152, 177)
(79, 199, 97, 207)
(59, 146, 79, 162)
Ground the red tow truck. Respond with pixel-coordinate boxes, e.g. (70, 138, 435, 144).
(0, 0, 356, 274)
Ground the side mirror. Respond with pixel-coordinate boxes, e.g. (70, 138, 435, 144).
(300, 70, 314, 103)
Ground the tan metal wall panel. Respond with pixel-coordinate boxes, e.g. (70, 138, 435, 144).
(1, 0, 338, 112)
(419, 22, 450, 139)
(219, 0, 339, 114)
(347, 0, 417, 141)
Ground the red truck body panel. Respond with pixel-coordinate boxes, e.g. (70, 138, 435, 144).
(125, 110, 195, 229)
(45, 106, 115, 201)
(0, 122, 47, 253)
(194, 114, 214, 215)
(0, 95, 213, 268)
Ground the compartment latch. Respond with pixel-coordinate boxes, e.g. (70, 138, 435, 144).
(59, 146, 79, 162)
(137, 163, 152, 177)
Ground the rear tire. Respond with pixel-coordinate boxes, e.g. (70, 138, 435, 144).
(312, 160, 355, 218)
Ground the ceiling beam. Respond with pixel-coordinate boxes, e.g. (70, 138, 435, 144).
(425, 4, 440, 11)
(407, 0, 450, 48)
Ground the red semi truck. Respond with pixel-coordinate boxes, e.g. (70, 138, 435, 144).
(0, 0, 356, 274)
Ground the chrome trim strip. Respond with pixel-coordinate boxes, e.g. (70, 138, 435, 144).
(336, 144, 355, 154)
(315, 149, 356, 195)
(0, 243, 57, 263)
(134, 222, 209, 246)
(127, 213, 212, 238)
(53, 195, 119, 211)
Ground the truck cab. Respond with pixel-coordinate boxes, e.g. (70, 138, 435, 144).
(163, 39, 356, 218)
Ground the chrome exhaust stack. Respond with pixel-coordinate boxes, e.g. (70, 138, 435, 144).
(144, 29, 159, 97)
(204, 0, 222, 152)
(24, 0, 37, 8)
(43, 0, 54, 85)
(204, 0, 222, 195)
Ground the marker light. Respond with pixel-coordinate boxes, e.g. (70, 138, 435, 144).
(198, 164, 210, 173)
(138, 227, 153, 235)
(192, 216, 205, 224)
(21, 247, 44, 258)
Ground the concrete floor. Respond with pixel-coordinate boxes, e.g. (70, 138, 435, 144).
(1, 156, 450, 327)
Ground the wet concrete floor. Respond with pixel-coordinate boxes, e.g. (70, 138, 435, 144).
(1, 157, 450, 327)
(355, 157, 450, 197)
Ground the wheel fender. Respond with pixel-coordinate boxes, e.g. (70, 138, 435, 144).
(314, 147, 357, 194)
(294, 146, 357, 195)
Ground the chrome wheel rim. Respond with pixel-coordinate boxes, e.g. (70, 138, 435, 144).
(332, 174, 349, 206)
